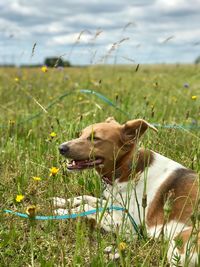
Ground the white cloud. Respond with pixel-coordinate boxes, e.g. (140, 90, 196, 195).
(48, 32, 92, 45)
(0, 0, 199, 65)
(32, 23, 71, 35)
(155, 0, 200, 10)
(8, 1, 39, 15)
(155, 0, 187, 9)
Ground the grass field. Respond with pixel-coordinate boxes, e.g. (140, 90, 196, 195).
(0, 64, 199, 266)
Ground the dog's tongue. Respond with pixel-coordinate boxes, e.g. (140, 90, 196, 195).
(67, 158, 103, 170)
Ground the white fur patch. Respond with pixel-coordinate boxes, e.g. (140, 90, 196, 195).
(141, 152, 184, 217)
(148, 221, 190, 239)
(167, 238, 199, 267)
(103, 151, 185, 227)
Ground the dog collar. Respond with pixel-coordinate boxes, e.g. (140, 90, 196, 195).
(102, 162, 133, 185)
(102, 176, 113, 185)
(101, 149, 153, 185)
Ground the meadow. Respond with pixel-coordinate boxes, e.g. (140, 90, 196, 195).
(0, 64, 199, 266)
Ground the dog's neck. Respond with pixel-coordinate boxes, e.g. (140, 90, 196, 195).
(97, 148, 154, 185)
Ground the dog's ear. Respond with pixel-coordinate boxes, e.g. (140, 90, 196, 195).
(105, 117, 119, 124)
(122, 119, 157, 143)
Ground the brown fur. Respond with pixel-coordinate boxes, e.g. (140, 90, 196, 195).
(147, 168, 198, 227)
(175, 228, 200, 254)
(117, 148, 155, 183)
(62, 118, 156, 184)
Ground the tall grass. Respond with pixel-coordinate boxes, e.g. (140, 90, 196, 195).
(0, 64, 199, 266)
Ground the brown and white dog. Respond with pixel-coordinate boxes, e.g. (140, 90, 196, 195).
(53, 118, 199, 266)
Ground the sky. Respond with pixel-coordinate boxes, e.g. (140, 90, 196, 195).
(0, 0, 200, 65)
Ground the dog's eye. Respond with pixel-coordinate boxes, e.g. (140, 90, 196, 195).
(93, 136, 101, 141)
(75, 132, 80, 138)
(87, 136, 101, 141)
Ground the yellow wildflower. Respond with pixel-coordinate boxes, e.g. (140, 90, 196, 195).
(50, 167, 59, 176)
(153, 82, 158, 87)
(14, 77, 19, 82)
(172, 96, 177, 103)
(16, 194, 24, 202)
(41, 66, 48, 73)
(191, 95, 197, 100)
(9, 120, 15, 125)
(49, 132, 57, 138)
(33, 176, 41, 181)
(118, 242, 127, 251)
(26, 205, 37, 217)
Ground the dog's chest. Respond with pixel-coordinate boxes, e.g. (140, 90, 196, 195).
(102, 151, 184, 225)
(103, 180, 142, 224)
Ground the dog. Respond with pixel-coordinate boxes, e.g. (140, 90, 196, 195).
(53, 117, 199, 266)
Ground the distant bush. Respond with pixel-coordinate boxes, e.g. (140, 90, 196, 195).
(44, 57, 71, 67)
(20, 64, 42, 68)
(0, 64, 15, 68)
(194, 56, 200, 64)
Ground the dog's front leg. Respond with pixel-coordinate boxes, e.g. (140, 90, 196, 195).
(52, 197, 67, 208)
(98, 209, 130, 233)
(54, 205, 128, 233)
(53, 195, 106, 209)
(54, 203, 99, 226)
(68, 195, 107, 208)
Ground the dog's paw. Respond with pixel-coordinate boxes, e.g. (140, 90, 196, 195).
(104, 246, 113, 254)
(52, 197, 66, 208)
(54, 208, 68, 215)
(104, 246, 120, 261)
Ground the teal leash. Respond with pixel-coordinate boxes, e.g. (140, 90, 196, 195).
(0, 89, 129, 128)
(3, 206, 142, 238)
(3, 206, 124, 220)
(1, 89, 199, 130)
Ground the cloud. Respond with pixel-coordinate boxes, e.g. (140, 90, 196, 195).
(0, 0, 199, 65)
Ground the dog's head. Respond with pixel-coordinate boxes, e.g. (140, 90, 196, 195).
(59, 117, 157, 175)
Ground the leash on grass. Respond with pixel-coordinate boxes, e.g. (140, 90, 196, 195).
(3, 206, 143, 239)
(1, 89, 199, 130)
(0, 89, 128, 128)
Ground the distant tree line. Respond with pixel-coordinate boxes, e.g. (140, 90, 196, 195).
(0, 57, 71, 68)
(1, 55, 199, 67)
(194, 56, 200, 64)
(44, 57, 71, 67)
(0, 64, 15, 68)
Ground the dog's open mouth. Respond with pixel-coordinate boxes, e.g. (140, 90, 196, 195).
(66, 158, 103, 170)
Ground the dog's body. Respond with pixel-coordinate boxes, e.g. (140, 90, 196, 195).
(54, 118, 199, 266)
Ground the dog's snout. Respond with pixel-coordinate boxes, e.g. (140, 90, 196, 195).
(59, 144, 69, 155)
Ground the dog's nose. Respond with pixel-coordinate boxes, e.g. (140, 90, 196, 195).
(59, 144, 69, 155)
